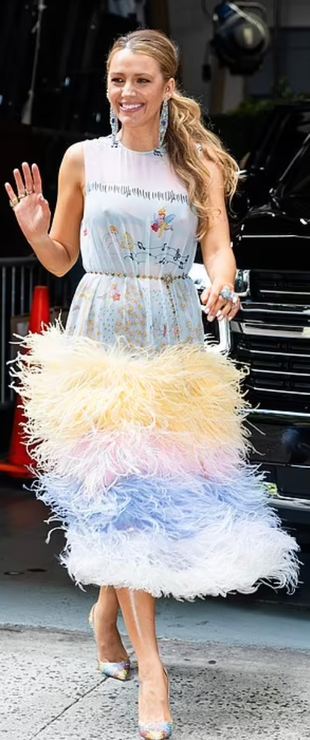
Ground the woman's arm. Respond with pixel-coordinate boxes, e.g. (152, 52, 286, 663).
(5, 142, 84, 278)
(199, 159, 239, 322)
(47, 143, 84, 276)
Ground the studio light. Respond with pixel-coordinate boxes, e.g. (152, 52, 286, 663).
(211, 2, 270, 74)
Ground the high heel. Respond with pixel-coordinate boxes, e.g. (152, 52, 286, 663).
(138, 722, 173, 740)
(138, 668, 173, 739)
(88, 604, 131, 681)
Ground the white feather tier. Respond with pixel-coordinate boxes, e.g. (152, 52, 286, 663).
(63, 520, 299, 600)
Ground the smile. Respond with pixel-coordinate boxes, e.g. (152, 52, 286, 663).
(119, 103, 144, 111)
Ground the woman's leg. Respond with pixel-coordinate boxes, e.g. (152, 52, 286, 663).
(116, 588, 172, 724)
(92, 586, 129, 663)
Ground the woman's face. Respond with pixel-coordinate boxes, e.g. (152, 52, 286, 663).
(107, 49, 174, 130)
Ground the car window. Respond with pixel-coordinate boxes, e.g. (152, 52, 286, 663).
(266, 111, 310, 175)
(281, 139, 310, 197)
(248, 109, 310, 179)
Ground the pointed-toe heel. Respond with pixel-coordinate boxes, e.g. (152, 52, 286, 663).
(138, 668, 173, 739)
(138, 721, 173, 739)
(97, 657, 131, 681)
(88, 604, 131, 681)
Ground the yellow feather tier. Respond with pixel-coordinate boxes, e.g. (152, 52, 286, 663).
(12, 322, 248, 452)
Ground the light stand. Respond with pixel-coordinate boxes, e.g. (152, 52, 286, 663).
(21, 0, 46, 125)
(273, 0, 281, 96)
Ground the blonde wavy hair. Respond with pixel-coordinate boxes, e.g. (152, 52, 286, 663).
(107, 29, 239, 238)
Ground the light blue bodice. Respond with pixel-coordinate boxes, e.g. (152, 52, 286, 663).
(66, 135, 204, 349)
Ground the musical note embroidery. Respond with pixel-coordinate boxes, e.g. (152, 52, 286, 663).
(103, 225, 190, 271)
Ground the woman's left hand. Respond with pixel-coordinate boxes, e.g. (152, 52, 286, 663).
(200, 280, 241, 322)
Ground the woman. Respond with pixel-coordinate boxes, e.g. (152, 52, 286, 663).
(6, 29, 299, 740)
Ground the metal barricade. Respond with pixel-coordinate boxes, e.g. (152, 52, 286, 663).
(0, 255, 72, 406)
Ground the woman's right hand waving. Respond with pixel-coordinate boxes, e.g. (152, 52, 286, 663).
(5, 162, 51, 246)
(5, 144, 84, 277)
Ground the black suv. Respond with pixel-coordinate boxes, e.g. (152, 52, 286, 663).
(231, 132, 310, 523)
(194, 105, 310, 523)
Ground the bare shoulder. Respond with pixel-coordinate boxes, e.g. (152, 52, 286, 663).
(61, 141, 84, 170)
(202, 153, 223, 179)
(194, 141, 222, 177)
(59, 142, 85, 191)
(201, 154, 225, 187)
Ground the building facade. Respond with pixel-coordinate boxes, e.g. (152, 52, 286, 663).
(167, 0, 310, 112)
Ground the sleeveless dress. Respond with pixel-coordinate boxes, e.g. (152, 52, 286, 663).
(12, 135, 300, 599)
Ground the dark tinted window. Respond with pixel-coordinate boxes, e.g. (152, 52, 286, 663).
(248, 108, 310, 179)
(278, 139, 310, 218)
(281, 139, 310, 197)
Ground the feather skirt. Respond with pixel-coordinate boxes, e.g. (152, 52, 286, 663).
(11, 323, 300, 599)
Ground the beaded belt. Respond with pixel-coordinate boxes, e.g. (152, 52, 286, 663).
(88, 270, 189, 284)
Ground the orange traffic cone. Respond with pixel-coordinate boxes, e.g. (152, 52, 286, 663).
(0, 286, 50, 478)
(28, 285, 50, 333)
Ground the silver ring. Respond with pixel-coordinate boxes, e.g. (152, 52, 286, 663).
(25, 188, 34, 195)
(231, 293, 240, 308)
(220, 287, 239, 307)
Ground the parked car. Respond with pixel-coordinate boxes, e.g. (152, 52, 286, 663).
(193, 129, 310, 524)
(233, 130, 310, 522)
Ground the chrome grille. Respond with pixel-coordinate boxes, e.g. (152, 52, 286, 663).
(231, 270, 310, 410)
(250, 270, 310, 304)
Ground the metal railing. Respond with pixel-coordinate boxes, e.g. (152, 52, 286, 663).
(0, 255, 72, 406)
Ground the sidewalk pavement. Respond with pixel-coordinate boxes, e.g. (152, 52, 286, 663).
(1, 625, 310, 740)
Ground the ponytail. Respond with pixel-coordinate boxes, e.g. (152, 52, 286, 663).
(166, 92, 239, 238)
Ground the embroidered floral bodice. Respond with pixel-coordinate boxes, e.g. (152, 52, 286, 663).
(66, 135, 204, 349)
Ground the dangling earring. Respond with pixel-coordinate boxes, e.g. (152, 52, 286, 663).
(110, 104, 119, 146)
(155, 98, 169, 154)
